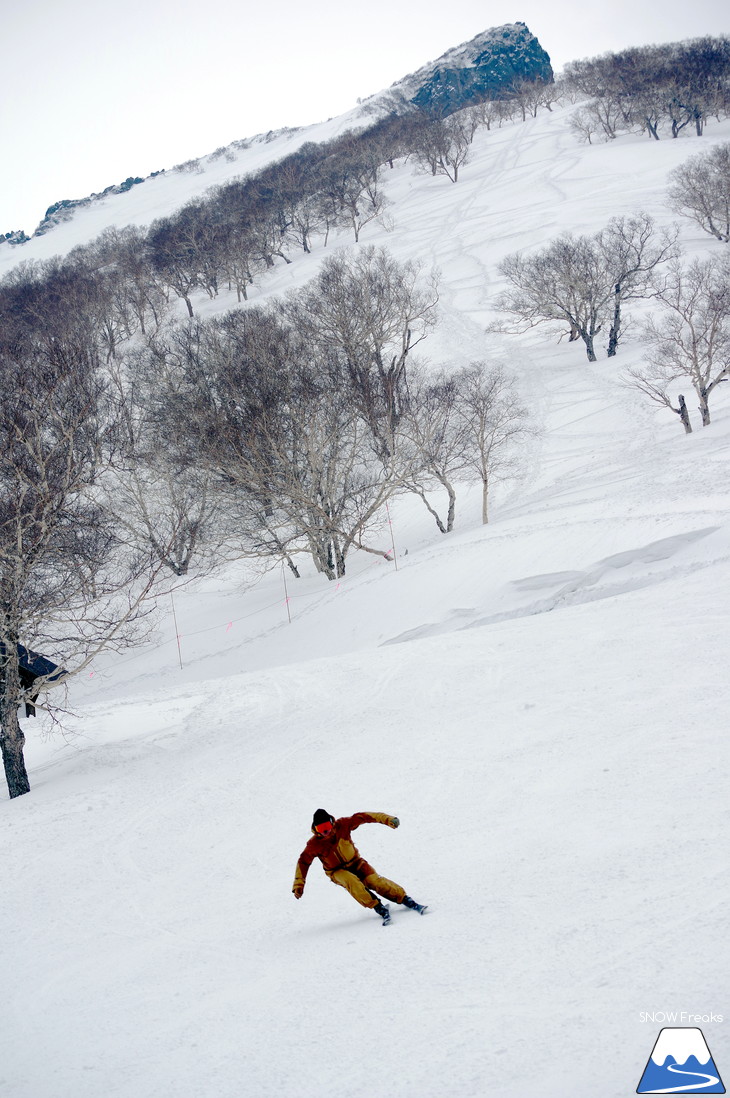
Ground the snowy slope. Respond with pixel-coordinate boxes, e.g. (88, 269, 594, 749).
(2, 101, 730, 1098)
(0, 107, 367, 272)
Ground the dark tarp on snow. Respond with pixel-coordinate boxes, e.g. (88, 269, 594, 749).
(0, 642, 66, 717)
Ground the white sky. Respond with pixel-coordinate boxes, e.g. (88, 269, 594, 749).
(1, 0, 727, 235)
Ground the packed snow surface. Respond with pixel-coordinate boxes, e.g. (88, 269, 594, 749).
(2, 99, 729, 1098)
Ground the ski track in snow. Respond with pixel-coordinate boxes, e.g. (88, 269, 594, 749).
(2, 103, 730, 1098)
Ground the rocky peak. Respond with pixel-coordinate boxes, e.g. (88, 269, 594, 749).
(393, 23, 553, 115)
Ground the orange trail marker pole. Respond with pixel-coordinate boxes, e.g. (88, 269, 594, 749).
(282, 561, 292, 623)
(171, 592, 183, 669)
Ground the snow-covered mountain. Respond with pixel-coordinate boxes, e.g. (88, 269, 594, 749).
(2, 43, 730, 1098)
(383, 22, 552, 114)
(0, 22, 550, 253)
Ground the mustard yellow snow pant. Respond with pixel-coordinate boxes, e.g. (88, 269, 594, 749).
(329, 858, 406, 909)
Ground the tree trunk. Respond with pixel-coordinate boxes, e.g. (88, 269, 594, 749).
(0, 640, 30, 799)
(430, 474, 458, 532)
(677, 394, 692, 434)
(413, 487, 447, 534)
(284, 554, 300, 579)
(583, 331, 598, 362)
(607, 283, 621, 358)
(334, 541, 346, 578)
(481, 478, 489, 525)
(1, 722, 30, 799)
(698, 386, 711, 427)
(446, 483, 456, 532)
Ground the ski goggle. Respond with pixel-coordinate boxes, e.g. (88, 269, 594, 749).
(314, 821, 333, 835)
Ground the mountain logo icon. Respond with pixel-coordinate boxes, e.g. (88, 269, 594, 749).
(637, 1027, 725, 1093)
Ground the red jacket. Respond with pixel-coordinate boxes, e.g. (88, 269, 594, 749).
(293, 812, 398, 893)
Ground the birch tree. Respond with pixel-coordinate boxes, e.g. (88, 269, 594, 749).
(456, 363, 528, 524)
(411, 114, 474, 183)
(668, 143, 730, 243)
(497, 235, 610, 362)
(628, 255, 730, 428)
(285, 246, 439, 458)
(497, 217, 675, 360)
(0, 283, 167, 798)
(597, 214, 678, 357)
(108, 356, 227, 577)
(400, 368, 469, 533)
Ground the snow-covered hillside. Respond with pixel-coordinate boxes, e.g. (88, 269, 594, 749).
(2, 97, 729, 1098)
(0, 107, 368, 269)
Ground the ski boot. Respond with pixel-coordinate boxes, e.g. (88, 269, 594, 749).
(374, 902, 391, 926)
(403, 895, 428, 915)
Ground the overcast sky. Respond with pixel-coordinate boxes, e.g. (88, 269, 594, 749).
(1, 0, 727, 235)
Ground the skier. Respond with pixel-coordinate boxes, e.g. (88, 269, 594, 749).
(292, 809, 427, 925)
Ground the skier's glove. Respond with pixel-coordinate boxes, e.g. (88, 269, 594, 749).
(293, 885, 304, 899)
(390, 817, 400, 829)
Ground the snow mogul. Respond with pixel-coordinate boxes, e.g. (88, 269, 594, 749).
(292, 809, 427, 925)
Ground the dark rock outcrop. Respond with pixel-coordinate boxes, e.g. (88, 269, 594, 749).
(408, 22, 553, 115)
(0, 229, 30, 247)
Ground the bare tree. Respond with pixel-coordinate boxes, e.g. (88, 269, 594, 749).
(668, 143, 730, 243)
(284, 246, 439, 458)
(564, 38, 730, 142)
(317, 148, 388, 242)
(597, 214, 679, 357)
(147, 310, 398, 579)
(0, 284, 167, 799)
(465, 100, 500, 132)
(220, 221, 262, 303)
(79, 226, 170, 341)
(570, 98, 625, 143)
(254, 371, 396, 579)
(624, 369, 694, 434)
(539, 80, 565, 112)
(456, 363, 528, 524)
(410, 114, 474, 183)
(569, 106, 600, 145)
(497, 234, 610, 362)
(286, 193, 327, 254)
(400, 368, 469, 533)
(496, 216, 675, 361)
(147, 214, 200, 317)
(108, 356, 227, 577)
(510, 78, 551, 121)
(132, 312, 298, 574)
(629, 255, 730, 427)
